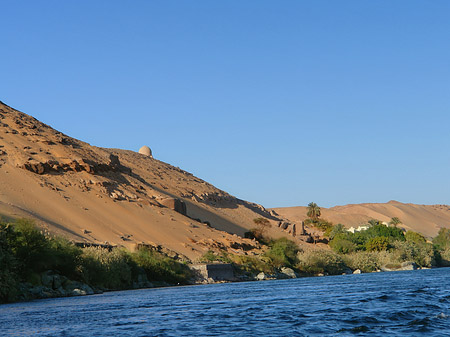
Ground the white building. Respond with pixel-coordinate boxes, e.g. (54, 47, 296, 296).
(347, 225, 370, 233)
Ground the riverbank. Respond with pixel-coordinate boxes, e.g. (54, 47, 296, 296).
(0, 219, 193, 304)
(14, 269, 171, 303)
(3, 218, 450, 304)
(8, 261, 441, 305)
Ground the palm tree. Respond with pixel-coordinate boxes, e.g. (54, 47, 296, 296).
(389, 217, 402, 227)
(368, 219, 382, 227)
(307, 202, 321, 221)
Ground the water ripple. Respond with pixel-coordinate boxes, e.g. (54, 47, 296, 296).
(2, 268, 450, 336)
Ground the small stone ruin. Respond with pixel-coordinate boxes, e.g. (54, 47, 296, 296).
(159, 197, 187, 215)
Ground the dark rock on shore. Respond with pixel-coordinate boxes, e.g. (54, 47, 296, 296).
(17, 270, 101, 302)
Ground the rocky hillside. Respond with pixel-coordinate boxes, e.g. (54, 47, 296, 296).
(0, 101, 305, 260)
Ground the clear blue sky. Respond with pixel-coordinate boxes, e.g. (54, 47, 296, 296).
(2, 1, 449, 208)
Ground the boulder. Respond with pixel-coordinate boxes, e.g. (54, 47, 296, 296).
(280, 222, 290, 230)
(381, 261, 418, 272)
(270, 210, 279, 217)
(256, 272, 266, 281)
(41, 271, 54, 288)
(72, 288, 87, 296)
(279, 267, 297, 279)
(22, 162, 47, 174)
(108, 154, 121, 168)
(64, 280, 94, 296)
(353, 269, 362, 274)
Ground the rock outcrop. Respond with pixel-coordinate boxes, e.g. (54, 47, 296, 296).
(20, 154, 128, 175)
(17, 270, 99, 302)
(381, 261, 418, 272)
(278, 267, 297, 279)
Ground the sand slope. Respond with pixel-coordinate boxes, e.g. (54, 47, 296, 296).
(0, 101, 294, 260)
(273, 200, 450, 238)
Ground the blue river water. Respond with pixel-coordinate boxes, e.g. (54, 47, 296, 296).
(1, 268, 450, 336)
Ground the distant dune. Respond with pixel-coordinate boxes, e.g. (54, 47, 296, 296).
(273, 200, 450, 238)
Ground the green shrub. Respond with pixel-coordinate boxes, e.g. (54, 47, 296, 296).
(80, 247, 134, 289)
(342, 251, 387, 273)
(199, 250, 276, 275)
(199, 250, 219, 262)
(0, 222, 18, 303)
(306, 219, 334, 233)
(433, 228, 450, 251)
(132, 248, 192, 285)
(405, 231, 426, 244)
(0, 218, 198, 298)
(198, 250, 232, 263)
(296, 249, 346, 275)
(265, 238, 299, 268)
(436, 247, 450, 267)
(47, 237, 83, 279)
(229, 255, 274, 275)
(391, 241, 436, 268)
(326, 224, 346, 239)
(9, 219, 52, 278)
(329, 233, 357, 254)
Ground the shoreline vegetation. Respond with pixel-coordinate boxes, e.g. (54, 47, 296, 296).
(2, 212, 450, 304)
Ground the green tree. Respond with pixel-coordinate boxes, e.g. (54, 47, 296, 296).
(250, 218, 272, 241)
(389, 217, 402, 227)
(307, 202, 321, 222)
(368, 219, 383, 227)
(365, 224, 405, 241)
(366, 236, 390, 251)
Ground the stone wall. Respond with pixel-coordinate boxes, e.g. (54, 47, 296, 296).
(191, 263, 234, 281)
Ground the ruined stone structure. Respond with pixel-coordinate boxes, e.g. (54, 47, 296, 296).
(159, 197, 187, 215)
(191, 263, 235, 281)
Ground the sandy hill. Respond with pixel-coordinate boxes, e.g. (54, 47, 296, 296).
(0, 101, 305, 260)
(273, 200, 450, 239)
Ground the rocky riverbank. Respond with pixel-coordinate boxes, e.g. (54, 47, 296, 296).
(15, 269, 159, 302)
(11, 262, 440, 304)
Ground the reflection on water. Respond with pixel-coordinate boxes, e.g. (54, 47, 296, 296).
(1, 268, 450, 336)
